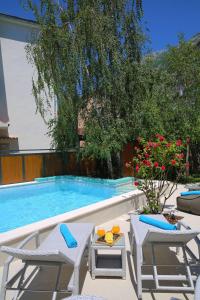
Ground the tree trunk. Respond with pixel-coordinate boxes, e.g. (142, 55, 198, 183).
(107, 153, 114, 179)
(186, 142, 190, 177)
(115, 152, 122, 178)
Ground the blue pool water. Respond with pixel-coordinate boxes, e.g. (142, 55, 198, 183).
(0, 176, 134, 233)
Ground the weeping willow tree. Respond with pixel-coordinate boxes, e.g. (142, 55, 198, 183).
(23, 0, 144, 177)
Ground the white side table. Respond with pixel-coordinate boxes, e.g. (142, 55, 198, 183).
(91, 234, 126, 280)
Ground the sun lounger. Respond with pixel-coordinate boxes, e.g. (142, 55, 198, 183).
(176, 194, 200, 215)
(130, 214, 200, 299)
(0, 223, 94, 300)
(195, 275, 200, 300)
(63, 296, 106, 299)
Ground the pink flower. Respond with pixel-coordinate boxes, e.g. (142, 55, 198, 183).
(134, 181, 139, 186)
(145, 160, 151, 167)
(176, 139, 182, 146)
(148, 141, 159, 148)
(166, 143, 172, 148)
(125, 162, 131, 168)
(152, 142, 160, 148)
(176, 153, 184, 160)
(158, 135, 165, 142)
(161, 165, 166, 171)
(148, 141, 153, 147)
(145, 153, 150, 158)
(135, 165, 140, 173)
(171, 159, 177, 166)
(154, 162, 159, 168)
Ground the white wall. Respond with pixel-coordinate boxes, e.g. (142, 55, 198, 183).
(0, 16, 53, 150)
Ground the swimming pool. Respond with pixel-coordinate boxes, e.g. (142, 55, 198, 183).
(0, 176, 135, 233)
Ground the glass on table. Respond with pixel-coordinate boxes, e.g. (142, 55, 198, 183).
(112, 224, 120, 234)
(97, 228, 105, 237)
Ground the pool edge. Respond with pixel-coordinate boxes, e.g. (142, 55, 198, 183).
(0, 189, 144, 246)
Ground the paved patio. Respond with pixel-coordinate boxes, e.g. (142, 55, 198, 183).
(0, 184, 199, 300)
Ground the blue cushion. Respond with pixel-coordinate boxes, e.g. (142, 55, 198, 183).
(60, 224, 78, 248)
(180, 191, 200, 196)
(139, 215, 177, 230)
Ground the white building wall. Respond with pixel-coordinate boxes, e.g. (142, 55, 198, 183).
(0, 15, 53, 150)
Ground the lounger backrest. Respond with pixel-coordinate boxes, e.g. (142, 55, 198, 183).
(1, 246, 73, 264)
(143, 229, 200, 245)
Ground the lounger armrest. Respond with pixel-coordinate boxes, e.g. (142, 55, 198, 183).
(177, 220, 191, 230)
(130, 217, 141, 246)
(177, 221, 200, 261)
(3, 231, 40, 266)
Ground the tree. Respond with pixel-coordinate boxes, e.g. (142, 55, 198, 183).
(23, 0, 144, 178)
(134, 36, 200, 174)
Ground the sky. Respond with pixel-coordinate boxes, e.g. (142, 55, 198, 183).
(0, 0, 200, 51)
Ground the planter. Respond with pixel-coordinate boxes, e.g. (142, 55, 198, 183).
(134, 210, 184, 225)
(163, 213, 184, 224)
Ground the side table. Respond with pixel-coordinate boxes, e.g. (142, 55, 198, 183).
(91, 233, 126, 280)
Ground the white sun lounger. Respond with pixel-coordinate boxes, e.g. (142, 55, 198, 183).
(0, 223, 94, 300)
(195, 275, 200, 300)
(63, 296, 106, 300)
(130, 214, 200, 299)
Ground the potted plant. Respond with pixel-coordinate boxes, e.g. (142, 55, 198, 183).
(133, 134, 186, 217)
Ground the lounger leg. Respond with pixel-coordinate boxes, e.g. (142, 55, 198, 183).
(13, 263, 28, 300)
(52, 264, 62, 300)
(88, 240, 91, 272)
(129, 223, 134, 256)
(182, 246, 194, 289)
(0, 262, 9, 300)
(136, 245, 142, 299)
(72, 266, 79, 295)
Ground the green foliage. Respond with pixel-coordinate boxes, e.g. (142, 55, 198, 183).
(160, 36, 200, 142)
(135, 36, 200, 174)
(82, 116, 128, 160)
(142, 36, 200, 142)
(22, 1, 200, 177)
(23, 0, 145, 177)
(179, 175, 200, 184)
(133, 134, 186, 213)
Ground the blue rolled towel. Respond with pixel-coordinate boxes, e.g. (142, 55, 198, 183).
(180, 191, 200, 196)
(60, 224, 78, 248)
(139, 215, 177, 230)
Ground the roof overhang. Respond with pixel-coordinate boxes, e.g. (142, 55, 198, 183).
(0, 13, 39, 29)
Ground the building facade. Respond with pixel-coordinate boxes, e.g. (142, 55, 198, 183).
(0, 13, 53, 151)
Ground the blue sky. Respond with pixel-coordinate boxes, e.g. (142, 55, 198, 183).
(0, 0, 200, 51)
(142, 0, 200, 51)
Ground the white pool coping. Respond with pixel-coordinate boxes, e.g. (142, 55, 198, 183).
(0, 188, 144, 246)
(0, 181, 37, 189)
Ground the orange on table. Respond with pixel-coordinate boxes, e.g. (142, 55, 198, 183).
(97, 228, 105, 237)
(112, 224, 120, 234)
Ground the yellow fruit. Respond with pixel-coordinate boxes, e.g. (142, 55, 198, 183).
(105, 231, 113, 244)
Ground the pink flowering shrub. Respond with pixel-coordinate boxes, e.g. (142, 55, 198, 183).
(133, 134, 186, 213)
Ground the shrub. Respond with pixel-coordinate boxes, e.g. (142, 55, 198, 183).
(133, 134, 186, 213)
